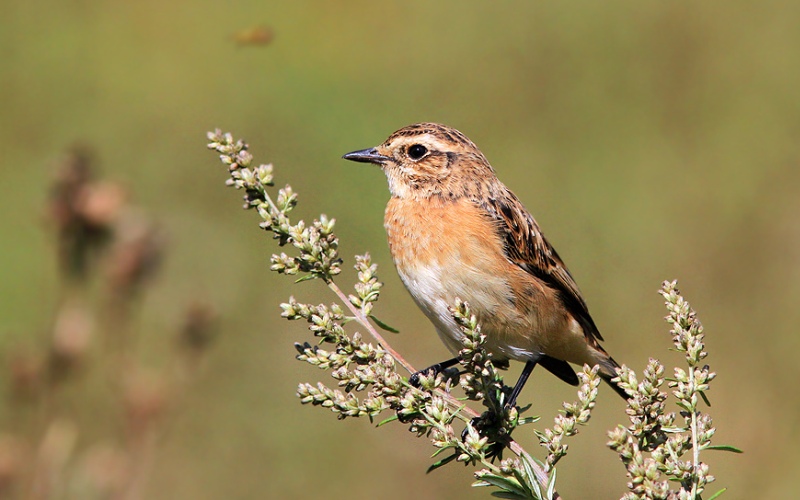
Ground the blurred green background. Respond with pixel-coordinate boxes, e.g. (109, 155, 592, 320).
(2, 0, 799, 498)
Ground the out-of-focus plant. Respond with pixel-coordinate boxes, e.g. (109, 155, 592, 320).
(0, 147, 217, 499)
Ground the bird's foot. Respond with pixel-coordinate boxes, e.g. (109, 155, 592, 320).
(462, 410, 514, 461)
(409, 358, 461, 388)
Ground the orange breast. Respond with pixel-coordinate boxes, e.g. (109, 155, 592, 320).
(384, 196, 505, 273)
(384, 197, 527, 356)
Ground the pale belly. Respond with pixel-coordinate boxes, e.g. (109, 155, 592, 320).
(396, 258, 525, 359)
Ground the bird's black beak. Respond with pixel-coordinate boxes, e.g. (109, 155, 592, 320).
(342, 147, 390, 165)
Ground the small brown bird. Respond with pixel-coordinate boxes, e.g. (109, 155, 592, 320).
(343, 123, 625, 405)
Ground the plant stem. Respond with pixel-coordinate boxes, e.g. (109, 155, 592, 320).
(326, 280, 416, 374)
(690, 366, 700, 498)
(326, 281, 560, 499)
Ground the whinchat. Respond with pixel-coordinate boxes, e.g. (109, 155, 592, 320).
(343, 123, 625, 405)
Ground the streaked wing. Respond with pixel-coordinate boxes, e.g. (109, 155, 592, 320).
(479, 187, 604, 345)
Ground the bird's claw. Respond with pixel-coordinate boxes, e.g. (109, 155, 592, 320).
(461, 410, 513, 461)
(409, 364, 460, 388)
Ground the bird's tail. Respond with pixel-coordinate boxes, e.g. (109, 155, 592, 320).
(597, 355, 629, 400)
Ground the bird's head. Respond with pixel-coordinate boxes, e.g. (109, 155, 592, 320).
(343, 123, 494, 200)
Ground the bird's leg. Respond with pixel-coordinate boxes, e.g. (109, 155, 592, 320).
(462, 358, 540, 460)
(505, 359, 538, 409)
(409, 357, 460, 387)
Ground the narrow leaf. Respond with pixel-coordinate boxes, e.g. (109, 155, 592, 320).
(707, 487, 728, 500)
(521, 456, 545, 499)
(705, 444, 743, 453)
(545, 467, 557, 500)
(426, 453, 458, 473)
(369, 314, 400, 333)
(430, 443, 457, 458)
(475, 474, 526, 496)
(294, 274, 317, 283)
(490, 492, 527, 499)
(376, 415, 399, 427)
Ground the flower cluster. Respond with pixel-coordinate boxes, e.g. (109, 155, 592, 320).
(207, 129, 341, 282)
(537, 366, 600, 472)
(607, 281, 740, 500)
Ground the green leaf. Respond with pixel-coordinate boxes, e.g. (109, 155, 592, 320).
(430, 443, 457, 458)
(545, 467, 557, 499)
(706, 487, 727, 500)
(705, 444, 743, 453)
(518, 416, 541, 426)
(369, 315, 400, 333)
(490, 492, 527, 499)
(294, 274, 317, 283)
(529, 478, 543, 500)
(521, 456, 545, 499)
(474, 473, 527, 497)
(517, 403, 533, 414)
(699, 390, 712, 407)
(376, 415, 399, 427)
(426, 453, 458, 473)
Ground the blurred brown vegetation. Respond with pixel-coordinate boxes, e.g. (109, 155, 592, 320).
(1, 1, 798, 498)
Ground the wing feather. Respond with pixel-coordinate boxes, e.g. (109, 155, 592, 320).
(478, 187, 605, 346)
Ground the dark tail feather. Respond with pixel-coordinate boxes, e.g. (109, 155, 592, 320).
(599, 355, 629, 400)
(539, 355, 579, 386)
(542, 352, 629, 400)
(600, 372, 629, 400)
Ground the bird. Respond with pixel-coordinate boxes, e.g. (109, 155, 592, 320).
(342, 122, 626, 406)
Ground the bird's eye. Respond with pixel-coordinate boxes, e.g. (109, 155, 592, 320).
(407, 144, 428, 160)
